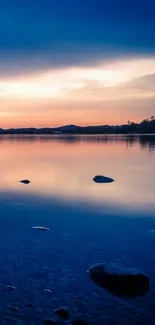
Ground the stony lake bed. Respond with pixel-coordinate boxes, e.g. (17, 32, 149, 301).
(0, 135, 155, 324)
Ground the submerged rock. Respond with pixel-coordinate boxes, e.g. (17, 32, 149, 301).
(149, 229, 155, 233)
(20, 179, 31, 184)
(74, 300, 85, 306)
(72, 321, 89, 325)
(5, 285, 16, 290)
(93, 175, 114, 183)
(88, 263, 150, 298)
(44, 318, 56, 325)
(32, 226, 50, 231)
(44, 289, 52, 293)
(4, 315, 17, 322)
(53, 307, 70, 320)
(10, 306, 18, 312)
(27, 303, 35, 308)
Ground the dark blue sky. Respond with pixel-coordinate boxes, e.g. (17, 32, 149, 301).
(0, 0, 155, 71)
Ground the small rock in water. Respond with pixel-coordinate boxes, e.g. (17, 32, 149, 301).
(74, 300, 85, 306)
(36, 306, 42, 313)
(27, 303, 35, 308)
(10, 306, 18, 312)
(32, 226, 50, 231)
(72, 320, 89, 325)
(53, 307, 70, 320)
(4, 315, 17, 322)
(149, 229, 155, 233)
(20, 179, 31, 184)
(93, 175, 114, 183)
(44, 318, 56, 325)
(44, 289, 52, 293)
(5, 285, 16, 291)
(88, 263, 150, 298)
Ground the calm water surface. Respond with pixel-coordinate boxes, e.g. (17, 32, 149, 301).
(0, 135, 155, 324)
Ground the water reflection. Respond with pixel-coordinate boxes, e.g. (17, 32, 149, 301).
(0, 134, 155, 211)
(1, 134, 155, 151)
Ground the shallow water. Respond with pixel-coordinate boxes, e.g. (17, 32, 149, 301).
(1, 134, 155, 324)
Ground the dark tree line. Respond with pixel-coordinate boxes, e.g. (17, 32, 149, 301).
(0, 116, 155, 134)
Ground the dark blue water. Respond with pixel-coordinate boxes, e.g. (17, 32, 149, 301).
(0, 135, 155, 324)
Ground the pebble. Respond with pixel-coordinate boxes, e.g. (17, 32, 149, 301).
(20, 179, 31, 184)
(10, 306, 18, 312)
(43, 318, 56, 325)
(4, 316, 17, 322)
(5, 285, 16, 290)
(27, 303, 35, 308)
(149, 229, 155, 233)
(44, 289, 52, 293)
(72, 320, 89, 325)
(74, 300, 85, 306)
(53, 307, 70, 320)
(93, 175, 114, 183)
(32, 226, 50, 231)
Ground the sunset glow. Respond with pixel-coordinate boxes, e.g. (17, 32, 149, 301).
(0, 57, 155, 100)
(0, 57, 155, 127)
(0, 0, 154, 128)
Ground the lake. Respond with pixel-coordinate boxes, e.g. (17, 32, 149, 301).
(0, 134, 155, 324)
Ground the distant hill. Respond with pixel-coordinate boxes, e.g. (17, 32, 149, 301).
(59, 124, 81, 132)
(0, 117, 155, 134)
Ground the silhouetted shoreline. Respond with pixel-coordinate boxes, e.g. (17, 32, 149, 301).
(1, 117, 155, 135)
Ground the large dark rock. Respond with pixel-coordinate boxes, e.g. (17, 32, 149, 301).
(88, 263, 150, 298)
(93, 175, 114, 183)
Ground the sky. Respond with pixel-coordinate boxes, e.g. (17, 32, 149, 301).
(0, 0, 155, 128)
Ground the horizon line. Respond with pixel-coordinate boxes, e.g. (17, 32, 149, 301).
(0, 117, 151, 130)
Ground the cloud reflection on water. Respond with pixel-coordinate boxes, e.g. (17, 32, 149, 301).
(0, 134, 155, 212)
